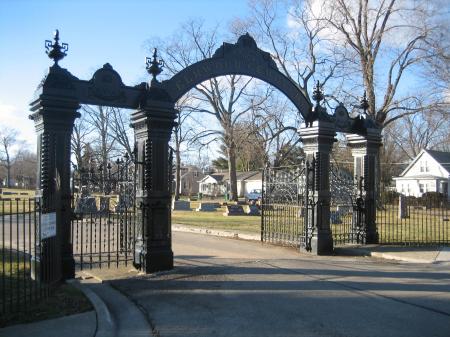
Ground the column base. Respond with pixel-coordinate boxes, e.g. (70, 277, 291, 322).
(144, 247, 174, 273)
(309, 230, 333, 255)
(61, 255, 75, 280)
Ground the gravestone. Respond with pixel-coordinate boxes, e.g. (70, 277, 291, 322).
(244, 204, 260, 216)
(223, 204, 246, 216)
(172, 199, 191, 211)
(330, 210, 342, 224)
(75, 197, 97, 213)
(337, 205, 352, 215)
(398, 195, 409, 219)
(195, 203, 217, 212)
(99, 196, 110, 214)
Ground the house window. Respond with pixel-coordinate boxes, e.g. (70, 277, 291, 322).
(419, 184, 425, 193)
(194, 171, 198, 177)
(420, 161, 429, 173)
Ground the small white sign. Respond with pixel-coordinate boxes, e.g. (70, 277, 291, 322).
(41, 212, 57, 239)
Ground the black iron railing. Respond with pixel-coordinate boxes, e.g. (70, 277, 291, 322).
(377, 188, 450, 246)
(0, 198, 58, 315)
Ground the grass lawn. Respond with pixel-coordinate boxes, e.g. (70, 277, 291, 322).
(0, 284, 93, 327)
(172, 207, 261, 233)
(0, 250, 92, 327)
(172, 205, 450, 244)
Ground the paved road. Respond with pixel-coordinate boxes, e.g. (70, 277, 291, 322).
(112, 232, 450, 337)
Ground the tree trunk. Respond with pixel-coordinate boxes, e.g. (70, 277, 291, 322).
(6, 151, 11, 188)
(175, 147, 181, 200)
(227, 143, 238, 201)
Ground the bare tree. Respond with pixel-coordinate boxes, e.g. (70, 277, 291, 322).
(109, 107, 133, 158)
(0, 127, 21, 188)
(172, 94, 197, 200)
(82, 105, 117, 172)
(317, 0, 444, 126)
(153, 20, 270, 200)
(71, 114, 92, 169)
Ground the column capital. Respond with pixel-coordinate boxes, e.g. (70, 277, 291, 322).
(346, 128, 382, 155)
(298, 120, 336, 153)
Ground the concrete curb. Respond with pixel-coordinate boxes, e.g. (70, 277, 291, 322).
(68, 280, 116, 337)
(172, 223, 260, 241)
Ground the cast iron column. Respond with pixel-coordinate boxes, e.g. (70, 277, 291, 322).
(299, 120, 336, 254)
(131, 86, 177, 273)
(29, 64, 80, 280)
(347, 129, 382, 244)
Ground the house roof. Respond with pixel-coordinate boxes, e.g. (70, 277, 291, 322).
(199, 171, 263, 183)
(426, 150, 450, 173)
(399, 149, 450, 177)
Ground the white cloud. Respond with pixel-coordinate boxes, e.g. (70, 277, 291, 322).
(0, 101, 36, 152)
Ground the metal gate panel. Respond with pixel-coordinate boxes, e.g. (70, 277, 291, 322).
(261, 163, 307, 248)
(70, 154, 137, 270)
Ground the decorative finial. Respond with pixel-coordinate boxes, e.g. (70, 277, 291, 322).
(359, 91, 369, 116)
(45, 29, 68, 65)
(312, 80, 324, 107)
(145, 48, 164, 83)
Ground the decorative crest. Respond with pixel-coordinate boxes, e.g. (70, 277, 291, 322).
(146, 48, 164, 83)
(359, 91, 369, 116)
(45, 29, 68, 65)
(312, 80, 324, 107)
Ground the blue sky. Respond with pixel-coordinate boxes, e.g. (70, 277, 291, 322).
(0, 0, 249, 147)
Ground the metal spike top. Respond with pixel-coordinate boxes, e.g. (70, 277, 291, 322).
(45, 29, 68, 65)
(145, 48, 164, 83)
(359, 91, 369, 115)
(312, 80, 324, 107)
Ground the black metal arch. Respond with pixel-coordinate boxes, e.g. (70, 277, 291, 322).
(161, 33, 312, 119)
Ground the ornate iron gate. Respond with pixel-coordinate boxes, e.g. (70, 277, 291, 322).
(70, 154, 137, 270)
(261, 162, 309, 248)
(329, 163, 363, 245)
(262, 159, 366, 250)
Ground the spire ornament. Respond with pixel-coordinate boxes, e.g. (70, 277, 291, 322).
(45, 29, 68, 65)
(312, 80, 324, 107)
(359, 91, 369, 117)
(146, 48, 164, 84)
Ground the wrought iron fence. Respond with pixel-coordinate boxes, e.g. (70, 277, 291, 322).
(376, 187, 450, 245)
(0, 198, 58, 315)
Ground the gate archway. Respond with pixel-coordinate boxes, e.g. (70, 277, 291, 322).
(30, 30, 380, 279)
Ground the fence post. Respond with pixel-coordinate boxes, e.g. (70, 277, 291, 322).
(29, 64, 80, 281)
(131, 88, 177, 273)
(347, 129, 382, 244)
(299, 120, 336, 254)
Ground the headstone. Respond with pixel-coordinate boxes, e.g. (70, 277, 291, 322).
(195, 203, 217, 212)
(99, 196, 110, 214)
(75, 197, 97, 213)
(337, 205, 352, 215)
(244, 204, 260, 216)
(223, 205, 246, 216)
(330, 210, 342, 224)
(172, 199, 191, 211)
(398, 195, 409, 219)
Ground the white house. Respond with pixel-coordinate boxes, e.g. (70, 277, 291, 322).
(198, 171, 263, 197)
(176, 165, 204, 196)
(393, 149, 450, 198)
(198, 173, 227, 196)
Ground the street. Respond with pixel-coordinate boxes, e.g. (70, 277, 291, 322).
(112, 231, 450, 337)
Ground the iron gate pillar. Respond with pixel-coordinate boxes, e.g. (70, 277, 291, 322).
(347, 129, 382, 244)
(131, 88, 177, 273)
(299, 120, 336, 254)
(29, 64, 80, 281)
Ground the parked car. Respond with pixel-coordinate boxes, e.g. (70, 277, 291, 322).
(245, 189, 262, 203)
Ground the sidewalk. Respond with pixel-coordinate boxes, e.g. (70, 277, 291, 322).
(173, 223, 450, 264)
